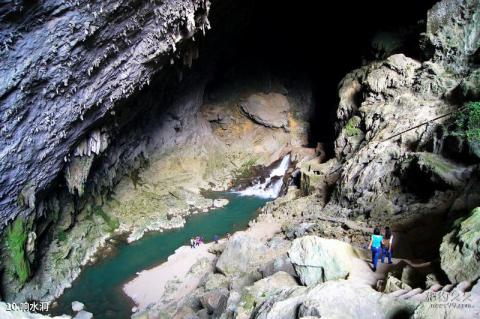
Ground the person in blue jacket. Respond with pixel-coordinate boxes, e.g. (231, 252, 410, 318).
(368, 227, 383, 272)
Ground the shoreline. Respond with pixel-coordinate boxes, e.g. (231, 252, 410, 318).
(123, 218, 282, 312)
(47, 195, 232, 308)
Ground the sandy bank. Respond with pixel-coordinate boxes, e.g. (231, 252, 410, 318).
(123, 220, 281, 310)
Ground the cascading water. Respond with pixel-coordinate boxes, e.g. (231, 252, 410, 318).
(236, 154, 291, 198)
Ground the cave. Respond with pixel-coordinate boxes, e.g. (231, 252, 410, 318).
(1, 0, 480, 318)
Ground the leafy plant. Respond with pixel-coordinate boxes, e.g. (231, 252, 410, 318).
(236, 157, 258, 177)
(452, 101, 480, 142)
(344, 116, 362, 137)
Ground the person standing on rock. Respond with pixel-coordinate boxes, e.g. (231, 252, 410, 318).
(368, 227, 383, 272)
(381, 226, 393, 264)
(190, 238, 195, 249)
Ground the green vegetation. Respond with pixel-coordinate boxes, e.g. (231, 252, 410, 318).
(5, 218, 31, 284)
(240, 292, 256, 310)
(452, 101, 480, 142)
(344, 116, 362, 137)
(94, 206, 120, 232)
(236, 157, 259, 177)
(57, 229, 67, 242)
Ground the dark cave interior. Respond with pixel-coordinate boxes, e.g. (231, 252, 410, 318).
(191, 0, 440, 154)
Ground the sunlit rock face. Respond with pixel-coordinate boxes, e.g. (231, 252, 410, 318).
(0, 0, 211, 227)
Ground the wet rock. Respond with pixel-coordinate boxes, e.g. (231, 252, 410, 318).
(240, 93, 290, 129)
(288, 236, 354, 286)
(71, 301, 84, 312)
(213, 198, 229, 208)
(440, 207, 480, 283)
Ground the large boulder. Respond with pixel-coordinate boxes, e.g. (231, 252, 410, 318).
(254, 280, 417, 319)
(236, 272, 299, 318)
(288, 236, 354, 286)
(216, 233, 267, 275)
(199, 288, 229, 315)
(240, 93, 290, 129)
(440, 207, 480, 283)
(259, 254, 297, 278)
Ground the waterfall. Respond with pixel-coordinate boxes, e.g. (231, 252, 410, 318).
(236, 154, 291, 199)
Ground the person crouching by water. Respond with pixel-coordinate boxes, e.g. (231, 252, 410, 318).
(381, 226, 393, 264)
(368, 227, 383, 272)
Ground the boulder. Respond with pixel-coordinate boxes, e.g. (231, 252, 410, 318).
(240, 93, 290, 129)
(259, 254, 297, 278)
(213, 198, 229, 208)
(229, 271, 263, 292)
(440, 207, 480, 283)
(255, 280, 417, 319)
(237, 272, 299, 318)
(73, 311, 93, 319)
(71, 301, 84, 312)
(199, 288, 229, 315)
(216, 233, 267, 275)
(288, 236, 354, 286)
(202, 273, 229, 292)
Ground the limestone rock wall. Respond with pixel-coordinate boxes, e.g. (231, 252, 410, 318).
(326, 0, 480, 229)
(0, 0, 211, 228)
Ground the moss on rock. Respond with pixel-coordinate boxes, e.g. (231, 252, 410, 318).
(94, 206, 120, 232)
(5, 218, 31, 285)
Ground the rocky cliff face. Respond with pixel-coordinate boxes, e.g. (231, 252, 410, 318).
(0, 0, 319, 303)
(0, 0, 211, 227)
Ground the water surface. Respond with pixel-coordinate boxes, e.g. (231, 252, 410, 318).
(50, 193, 268, 319)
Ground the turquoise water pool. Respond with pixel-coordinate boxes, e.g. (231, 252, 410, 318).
(50, 193, 268, 318)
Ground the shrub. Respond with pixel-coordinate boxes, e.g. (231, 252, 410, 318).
(344, 116, 362, 137)
(453, 101, 480, 142)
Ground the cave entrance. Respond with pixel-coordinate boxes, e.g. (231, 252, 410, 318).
(194, 0, 439, 157)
